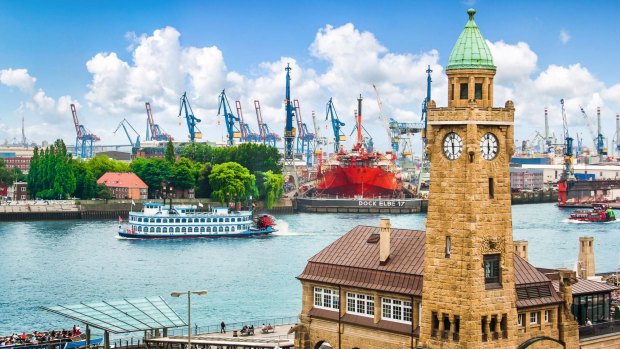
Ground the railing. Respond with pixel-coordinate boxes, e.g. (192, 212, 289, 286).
(163, 316, 299, 337)
(579, 320, 620, 339)
(112, 337, 145, 348)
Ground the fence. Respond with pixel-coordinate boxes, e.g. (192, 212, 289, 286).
(579, 319, 620, 339)
(164, 316, 299, 337)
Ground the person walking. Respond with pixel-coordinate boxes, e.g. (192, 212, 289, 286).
(220, 321, 226, 333)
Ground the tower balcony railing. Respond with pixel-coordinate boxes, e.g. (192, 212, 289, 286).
(579, 319, 620, 339)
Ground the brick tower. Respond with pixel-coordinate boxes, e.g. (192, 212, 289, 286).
(419, 8, 518, 348)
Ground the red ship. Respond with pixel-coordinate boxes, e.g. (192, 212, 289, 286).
(569, 204, 616, 222)
(316, 96, 402, 198)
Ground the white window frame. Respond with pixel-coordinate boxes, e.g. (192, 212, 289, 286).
(544, 310, 551, 323)
(530, 311, 539, 325)
(381, 298, 412, 324)
(313, 287, 339, 311)
(346, 292, 374, 317)
(518, 313, 524, 327)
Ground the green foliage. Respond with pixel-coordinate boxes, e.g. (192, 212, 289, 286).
(180, 143, 282, 174)
(96, 183, 112, 200)
(195, 163, 213, 198)
(208, 162, 256, 204)
(27, 140, 76, 199)
(171, 158, 195, 189)
(0, 159, 19, 188)
(165, 139, 176, 163)
(130, 157, 172, 197)
(260, 171, 284, 209)
(85, 155, 130, 179)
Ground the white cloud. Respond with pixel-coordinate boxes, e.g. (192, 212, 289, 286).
(559, 30, 571, 44)
(0, 68, 36, 92)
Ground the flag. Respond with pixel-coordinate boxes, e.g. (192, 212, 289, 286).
(131, 200, 135, 206)
(198, 202, 204, 207)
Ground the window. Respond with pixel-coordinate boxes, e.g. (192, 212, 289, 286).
(484, 254, 501, 286)
(314, 287, 339, 310)
(445, 236, 451, 258)
(475, 83, 483, 100)
(544, 310, 551, 323)
(460, 83, 468, 100)
(381, 298, 412, 323)
(517, 313, 524, 327)
(346, 292, 374, 317)
(489, 177, 495, 199)
(530, 312, 539, 325)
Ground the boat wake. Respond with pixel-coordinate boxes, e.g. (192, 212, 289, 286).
(563, 219, 590, 224)
(271, 221, 300, 236)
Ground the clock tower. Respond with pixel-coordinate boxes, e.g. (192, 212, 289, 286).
(419, 8, 518, 348)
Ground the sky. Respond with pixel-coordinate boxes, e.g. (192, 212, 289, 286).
(1, 0, 620, 154)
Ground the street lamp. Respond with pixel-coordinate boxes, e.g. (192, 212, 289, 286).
(171, 290, 208, 349)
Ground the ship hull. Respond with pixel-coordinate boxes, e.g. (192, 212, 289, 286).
(316, 166, 402, 197)
(558, 179, 620, 206)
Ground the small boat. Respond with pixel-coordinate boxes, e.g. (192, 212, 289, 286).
(117, 202, 277, 239)
(568, 203, 616, 222)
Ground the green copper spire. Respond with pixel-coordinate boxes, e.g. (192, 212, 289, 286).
(446, 8, 496, 71)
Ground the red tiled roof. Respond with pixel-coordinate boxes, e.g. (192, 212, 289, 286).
(298, 225, 564, 307)
(97, 172, 148, 189)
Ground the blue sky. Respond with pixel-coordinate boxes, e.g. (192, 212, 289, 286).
(0, 0, 619, 153)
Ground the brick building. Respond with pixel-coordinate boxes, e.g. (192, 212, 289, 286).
(97, 172, 148, 200)
(293, 8, 620, 349)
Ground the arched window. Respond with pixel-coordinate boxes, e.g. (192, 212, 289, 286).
(314, 341, 333, 349)
(219, 227, 223, 232)
(225, 227, 229, 232)
(150, 227, 155, 232)
(200, 227, 205, 232)
(182, 227, 186, 232)
(162, 227, 167, 233)
(175, 227, 180, 232)
(138, 226, 142, 232)
(207, 227, 211, 232)
(156, 227, 161, 233)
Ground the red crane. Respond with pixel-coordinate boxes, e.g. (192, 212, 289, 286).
(71, 104, 100, 158)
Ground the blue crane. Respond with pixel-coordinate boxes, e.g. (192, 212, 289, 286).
(325, 97, 346, 153)
(561, 99, 574, 180)
(579, 106, 607, 161)
(145, 102, 173, 141)
(235, 101, 260, 143)
(113, 118, 140, 149)
(217, 90, 241, 146)
(293, 99, 315, 165)
(178, 92, 202, 142)
(254, 100, 281, 147)
(70, 104, 100, 158)
(284, 64, 296, 161)
(421, 65, 432, 141)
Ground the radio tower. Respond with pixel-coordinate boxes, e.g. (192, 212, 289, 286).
(283, 64, 298, 191)
(21, 115, 27, 147)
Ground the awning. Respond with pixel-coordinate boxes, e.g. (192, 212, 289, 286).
(41, 296, 186, 334)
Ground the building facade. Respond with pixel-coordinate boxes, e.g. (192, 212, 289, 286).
(97, 172, 148, 200)
(295, 8, 592, 349)
(510, 168, 544, 191)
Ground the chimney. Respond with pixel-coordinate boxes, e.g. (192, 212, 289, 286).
(578, 236, 595, 279)
(514, 240, 528, 261)
(380, 218, 391, 265)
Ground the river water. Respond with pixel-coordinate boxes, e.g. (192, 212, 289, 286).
(0, 203, 618, 335)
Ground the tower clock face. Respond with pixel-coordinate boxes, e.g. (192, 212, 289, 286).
(443, 132, 463, 160)
(480, 132, 499, 160)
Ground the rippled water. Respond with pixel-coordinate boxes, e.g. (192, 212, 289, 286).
(0, 203, 618, 334)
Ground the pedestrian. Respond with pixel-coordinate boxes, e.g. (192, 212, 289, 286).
(586, 318, 592, 326)
(220, 321, 226, 333)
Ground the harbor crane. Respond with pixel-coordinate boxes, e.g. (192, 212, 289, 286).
(311, 110, 328, 162)
(70, 104, 100, 159)
(325, 97, 346, 153)
(217, 90, 241, 146)
(561, 99, 575, 180)
(113, 118, 140, 149)
(372, 84, 399, 154)
(616, 114, 620, 154)
(235, 101, 260, 143)
(293, 99, 315, 165)
(254, 100, 281, 147)
(145, 102, 172, 141)
(283, 63, 298, 190)
(579, 105, 607, 161)
(178, 92, 202, 142)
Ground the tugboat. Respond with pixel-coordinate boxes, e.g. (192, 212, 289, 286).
(118, 202, 277, 239)
(568, 203, 616, 222)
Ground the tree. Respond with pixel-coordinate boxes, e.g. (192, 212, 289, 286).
(0, 159, 18, 188)
(27, 139, 76, 199)
(208, 162, 256, 205)
(97, 183, 112, 200)
(171, 158, 195, 189)
(195, 163, 213, 198)
(130, 157, 172, 198)
(165, 140, 176, 163)
(260, 171, 284, 209)
(86, 155, 130, 179)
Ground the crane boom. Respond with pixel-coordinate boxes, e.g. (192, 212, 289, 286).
(70, 104, 100, 158)
(113, 118, 140, 148)
(145, 102, 172, 141)
(217, 90, 241, 146)
(326, 98, 345, 153)
(373, 84, 398, 153)
(561, 99, 574, 180)
(178, 92, 202, 142)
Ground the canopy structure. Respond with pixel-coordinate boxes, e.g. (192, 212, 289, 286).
(42, 296, 186, 349)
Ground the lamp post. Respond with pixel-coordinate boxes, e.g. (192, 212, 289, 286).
(171, 290, 208, 349)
